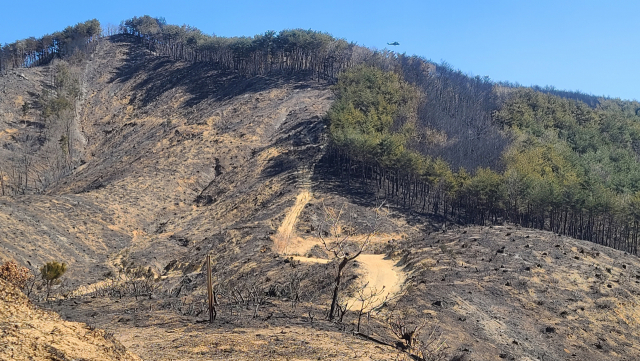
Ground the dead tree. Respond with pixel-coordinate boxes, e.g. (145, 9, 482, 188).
(355, 282, 387, 333)
(0, 165, 5, 196)
(317, 202, 384, 321)
(206, 254, 216, 322)
(415, 324, 450, 361)
(286, 269, 304, 310)
(335, 296, 352, 324)
(387, 314, 450, 360)
(387, 315, 426, 350)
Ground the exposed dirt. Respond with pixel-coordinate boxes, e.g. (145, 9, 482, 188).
(273, 189, 407, 306)
(274, 189, 312, 254)
(389, 224, 640, 361)
(0, 278, 140, 361)
(46, 296, 404, 361)
(2, 35, 640, 361)
(353, 254, 405, 304)
(0, 195, 130, 288)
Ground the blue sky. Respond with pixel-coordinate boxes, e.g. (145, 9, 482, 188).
(2, 0, 639, 101)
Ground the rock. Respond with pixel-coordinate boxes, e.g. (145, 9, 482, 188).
(432, 299, 456, 308)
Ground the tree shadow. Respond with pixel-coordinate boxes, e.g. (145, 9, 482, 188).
(310, 153, 446, 232)
(108, 35, 320, 109)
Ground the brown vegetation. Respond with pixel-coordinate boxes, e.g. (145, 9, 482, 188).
(1, 33, 640, 361)
(0, 278, 140, 361)
(0, 260, 33, 289)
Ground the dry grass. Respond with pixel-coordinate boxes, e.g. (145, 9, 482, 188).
(3, 36, 640, 361)
(0, 278, 140, 361)
(392, 225, 640, 360)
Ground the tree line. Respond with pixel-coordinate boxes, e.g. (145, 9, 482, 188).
(0, 19, 101, 73)
(118, 16, 510, 173)
(0, 15, 586, 178)
(5, 16, 640, 258)
(119, 15, 360, 80)
(327, 66, 640, 256)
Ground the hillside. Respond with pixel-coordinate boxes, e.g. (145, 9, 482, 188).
(0, 278, 140, 361)
(0, 32, 333, 285)
(1, 24, 640, 361)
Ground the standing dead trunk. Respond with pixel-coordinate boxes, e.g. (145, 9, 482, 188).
(328, 258, 349, 321)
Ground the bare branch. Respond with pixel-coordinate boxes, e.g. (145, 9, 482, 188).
(315, 201, 386, 321)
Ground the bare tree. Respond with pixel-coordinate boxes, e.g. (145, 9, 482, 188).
(317, 202, 384, 321)
(387, 314, 450, 361)
(354, 282, 387, 333)
(415, 324, 450, 361)
(334, 295, 352, 324)
(21, 152, 32, 194)
(286, 268, 304, 310)
(388, 315, 426, 350)
(115, 260, 159, 300)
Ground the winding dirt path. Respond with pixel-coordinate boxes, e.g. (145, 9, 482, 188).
(273, 190, 406, 307)
(273, 189, 312, 253)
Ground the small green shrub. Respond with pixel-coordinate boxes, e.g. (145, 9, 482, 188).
(40, 261, 67, 300)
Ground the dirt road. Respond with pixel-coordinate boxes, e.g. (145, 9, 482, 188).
(274, 190, 406, 307)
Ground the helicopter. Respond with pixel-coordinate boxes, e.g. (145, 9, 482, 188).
(387, 41, 400, 46)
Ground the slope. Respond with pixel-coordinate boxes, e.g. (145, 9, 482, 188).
(2, 33, 640, 361)
(0, 32, 334, 286)
(0, 278, 140, 361)
(273, 188, 406, 305)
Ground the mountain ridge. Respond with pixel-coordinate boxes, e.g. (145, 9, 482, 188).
(1, 23, 640, 361)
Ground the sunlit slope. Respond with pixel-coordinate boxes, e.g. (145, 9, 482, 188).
(0, 278, 141, 361)
(0, 35, 333, 287)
